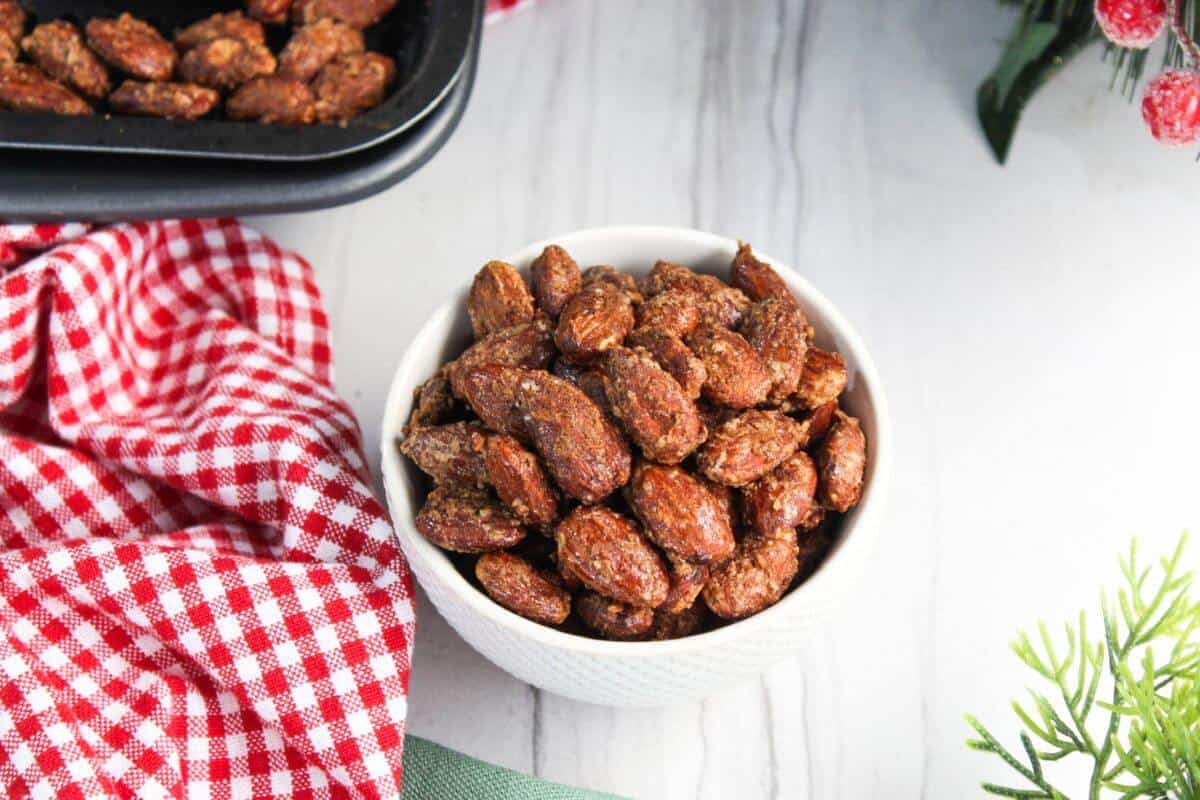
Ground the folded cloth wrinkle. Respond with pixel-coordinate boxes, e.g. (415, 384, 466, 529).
(0, 220, 415, 800)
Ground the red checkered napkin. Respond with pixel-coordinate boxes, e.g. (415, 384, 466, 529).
(0, 220, 415, 799)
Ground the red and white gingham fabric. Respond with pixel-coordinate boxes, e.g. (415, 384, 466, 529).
(0, 225, 92, 270)
(0, 220, 415, 799)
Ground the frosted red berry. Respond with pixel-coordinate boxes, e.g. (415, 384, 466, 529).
(1095, 0, 1167, 48)
(1142, 69, 1200, 145)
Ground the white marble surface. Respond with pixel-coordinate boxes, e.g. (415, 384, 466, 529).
(250, 1, 1200, 797)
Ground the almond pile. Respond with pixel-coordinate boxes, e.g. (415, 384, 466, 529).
(0, 0, 396, 124)
(399, 243, 868, 641)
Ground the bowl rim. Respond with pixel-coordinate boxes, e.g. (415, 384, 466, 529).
(380, 225, 892, 659)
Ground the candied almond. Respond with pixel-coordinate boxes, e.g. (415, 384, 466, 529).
(815, 410, 866, 512)
(476, 552, 570, 626)
(686, 324, 773, 409)
(398, 421, 488, 487)
(530, 245, 582, 319)
(703, 528, 799, 620)
(515, 371, 631, 503)
(575, 591, 653, 641)
(555, 506, 668, 608)
(555, 281, 635, 364)
(601, 347, 705, 464)
(696, 409, 805, 487)
(627, 462, 734, 564)
(415, 485, 526, 554)
(483, 434, 560, 527)
(468, 260, 536, 339)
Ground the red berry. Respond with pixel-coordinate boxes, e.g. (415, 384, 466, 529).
(1142, 69, 1200, 145)
(1095, 0, 1167, 48)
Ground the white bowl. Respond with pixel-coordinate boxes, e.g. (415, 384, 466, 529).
(380, 226, 891, 707)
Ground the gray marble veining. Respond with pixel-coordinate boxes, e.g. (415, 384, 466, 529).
(252, 1, 1200, 796)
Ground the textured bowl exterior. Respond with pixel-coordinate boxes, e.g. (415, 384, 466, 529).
(380, 227, 891, 707)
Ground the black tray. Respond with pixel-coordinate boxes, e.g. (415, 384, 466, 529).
(0, 0, 477, 161)
(0, 0, 480, 220)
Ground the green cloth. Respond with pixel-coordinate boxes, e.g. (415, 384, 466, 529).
(401, 736, 626, 800)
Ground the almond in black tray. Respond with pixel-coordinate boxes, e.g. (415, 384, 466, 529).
(227, 76, 316, 124)
(178, 37, 275, 90)
(313, 51, 395, 123)
(278, 17, 364, 82)
(86, 13, 176, 81)
(174, 11, 265, 52)
(21, 20, 109, 101)
(0, 0, 404, 125)
(0, 62, 90, 114)
(108, 80, 219, 120)
(292, 0, 397, 29)
(0, 0, 26, 62)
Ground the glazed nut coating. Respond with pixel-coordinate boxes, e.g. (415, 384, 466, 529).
(530, 245, 583, 319)
(742, 450, 818, 537)
(581, 265, 643, 305)
(468, 260, 536, 339)
(0, 32, 14, 65)
(475, 552, 571, 626)
(816, 411, 867, 512)
(398, 241, 867, 640)
(642, 260, 750, 329)
(313, 51, 395, 122)
(458, 365, 530, 441)
(449, 317, 556, 399)
(248, 0, 295, 25)
(415, 486, 526, 554)
(660, 558, 709, 615)
(555, 506, 669, 608)
(794, 347, 848, 410)
(0, 63, 92, 115)
(292, 0, 397, 29)
(739, 296, 809, 405)
(686, 324, 774, 409)
(175, 11, 265, 51)
(551, 359, 610, 412)
(625, 328, 706, 400)
(227, 76, 316, 124)
(108, 80, 219, 120)
(554, 281, 635, 364)
(0, 1, 399, 126)
(799, 400, 838, 447)
(730, 240, 794, 304)
(515, 370, 632, 503)
(406, 367, 455, 432)
(21, 21, 110, 102)
(278, 18, 365, 82)
(703, 529, 800, 620)
(601, 347, 706, 465)
(483, 434, 560, 527)
(649, 601, 706, 640)
(696, 409, 806, 487)
(635, 288, 701, 339)
(398, 421, 489, 487)
(86, 14, 177, 81)
(575, 591, 653, 641)
(179, 37, 276, 90)
(628, 462, 735, 564)
(639, 259, 695, 297)
(0, 0, 26, 43)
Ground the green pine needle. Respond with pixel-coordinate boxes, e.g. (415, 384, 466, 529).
(966, 533, 1200, 799)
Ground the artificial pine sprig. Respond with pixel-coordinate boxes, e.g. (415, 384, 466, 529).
(966, 534, 1200, 799)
